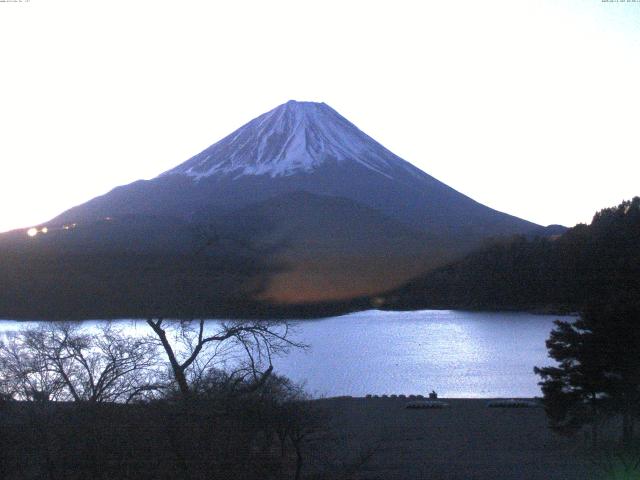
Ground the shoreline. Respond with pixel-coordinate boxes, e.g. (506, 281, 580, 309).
(0, 305, 579, 322)
(323, 395, 542, 400)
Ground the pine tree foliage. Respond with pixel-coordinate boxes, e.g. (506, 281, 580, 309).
(535, 298, 640, 445)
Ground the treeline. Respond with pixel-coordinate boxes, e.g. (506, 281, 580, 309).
(0, 215, 373, 320)
(0, 250, 373, 320)
(0, 251, 274, 319)
(0, 214, 286, 319)
(0, 320, 374, 479)
(389, 197, 640, 312)
(0, 383, 320, 480)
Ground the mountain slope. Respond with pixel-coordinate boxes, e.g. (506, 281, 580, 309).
(5, 100, 546, 310)
(207, 191, 454, 303)
(53, 101, 538, 240)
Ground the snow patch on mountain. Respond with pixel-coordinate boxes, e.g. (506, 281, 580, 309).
(162, 100, 423, 181)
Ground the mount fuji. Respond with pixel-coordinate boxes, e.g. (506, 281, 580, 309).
(2, 101, 546, 317)
(56, 100, 537, 240)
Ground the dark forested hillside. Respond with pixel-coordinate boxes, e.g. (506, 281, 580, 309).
(0, 216, 286, 320)
(0, 214, 373, 320)
(388, 198, 640, 312)
(3, 198, 637, 320)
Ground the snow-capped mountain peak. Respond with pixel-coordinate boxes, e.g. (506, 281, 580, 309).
(162, 100, 412, 180)
(46, 100, 541, 307)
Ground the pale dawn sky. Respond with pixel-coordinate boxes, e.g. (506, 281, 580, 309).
(1, 0, 639, 232)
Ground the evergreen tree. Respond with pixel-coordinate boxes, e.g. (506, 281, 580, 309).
(535, 297, 640, 446)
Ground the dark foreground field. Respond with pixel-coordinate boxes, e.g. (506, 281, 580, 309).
(315, 397, 595, 480)
(0, 397, 608, 479)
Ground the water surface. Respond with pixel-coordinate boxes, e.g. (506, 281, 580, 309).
(270, 310, 565, 398)
(0, 310, 568, 398)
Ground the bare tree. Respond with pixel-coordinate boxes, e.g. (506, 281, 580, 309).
(260, 375, 326, 480)
(0, 322, 165, 403)
(0, 331, 67, 401)
(145, 318, 304, 398)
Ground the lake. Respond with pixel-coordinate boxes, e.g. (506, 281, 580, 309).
(0, 309, 569, 398)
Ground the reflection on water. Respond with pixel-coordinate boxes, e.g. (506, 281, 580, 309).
(271, 310, 568, 398)
(0, 310, 570, 398)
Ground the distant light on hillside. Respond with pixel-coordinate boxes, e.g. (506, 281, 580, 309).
(27, 228, 38, 237)
(41, 227, 48, 234)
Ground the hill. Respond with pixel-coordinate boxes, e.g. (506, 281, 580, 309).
(387, 197, 640, 312)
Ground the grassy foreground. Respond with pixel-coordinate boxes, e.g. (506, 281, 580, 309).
(313, 397, 595, 480)
(0, 396, 609, 479)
